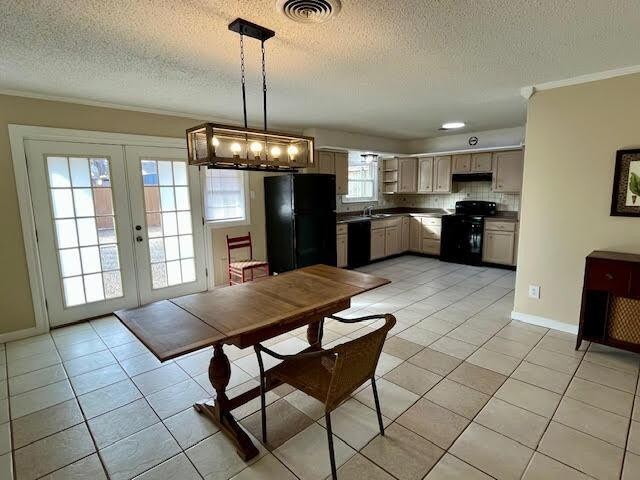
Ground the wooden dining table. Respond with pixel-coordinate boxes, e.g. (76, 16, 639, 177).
(114, 264, 389, 460)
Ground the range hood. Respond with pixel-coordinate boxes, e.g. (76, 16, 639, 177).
(452, 173, 493, 182)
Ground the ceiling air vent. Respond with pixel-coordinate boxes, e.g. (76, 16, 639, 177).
(276, 0, 342, 24)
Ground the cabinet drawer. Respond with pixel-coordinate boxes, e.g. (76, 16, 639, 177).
(423, 226, 441, 240)
(485, 221, 516, 232)
(421, 217, 442, 226)
(586, 260, 631, 296)
(336, 224, 347, 235)
(371, 220, 386, 230)
(422, 239, 441, 255)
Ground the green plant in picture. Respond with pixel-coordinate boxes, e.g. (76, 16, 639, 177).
(630, 172, 640, 204)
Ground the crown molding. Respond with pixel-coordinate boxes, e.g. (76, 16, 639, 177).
(0, 88, 304, 134)
(521, 64, 640, 98)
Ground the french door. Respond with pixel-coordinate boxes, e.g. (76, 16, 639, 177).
(26, 140, 207, 326)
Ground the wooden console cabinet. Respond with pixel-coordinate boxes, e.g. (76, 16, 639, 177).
(577, 251, 640, 353)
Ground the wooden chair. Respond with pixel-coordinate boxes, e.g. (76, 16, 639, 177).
(254, 313, 396, 479)
(226, 233, 269, 285)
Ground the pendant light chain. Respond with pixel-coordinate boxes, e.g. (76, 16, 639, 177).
(261, 40, 268, 131)
(240, 33, 248, 129)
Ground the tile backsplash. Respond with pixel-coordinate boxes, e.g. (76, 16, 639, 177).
(337, 180, 520, 213)
(396, 181, 520, 211)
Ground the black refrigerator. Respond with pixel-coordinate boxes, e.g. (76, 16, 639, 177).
(264, 174, 337, 274)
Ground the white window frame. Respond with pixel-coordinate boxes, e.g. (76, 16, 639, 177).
(342, 161, 379, 203)
(202, 169, 251, 229)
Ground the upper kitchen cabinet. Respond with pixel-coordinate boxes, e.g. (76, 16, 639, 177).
(452, 154, 471, 173)
(398, 157, 418, 193)
(433, 156, 452, 193)
(452, 152, 491, 173)
(471, 152, 493, 172)
(316, 150, 349, 195)
(417, 157, 434, 193)
(382, 157, 399, 194)
(492, 150, 524, 193)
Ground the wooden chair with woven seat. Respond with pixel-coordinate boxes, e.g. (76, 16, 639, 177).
(253, 313, 396, 479)
(226, 232, 269, 285)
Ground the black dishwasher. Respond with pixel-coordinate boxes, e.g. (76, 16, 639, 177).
(347, 220, 371, 269)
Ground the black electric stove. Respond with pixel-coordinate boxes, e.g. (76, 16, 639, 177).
(440, 201, 497, 265)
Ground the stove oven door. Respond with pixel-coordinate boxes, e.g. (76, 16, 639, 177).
(440, 215, 484, 265)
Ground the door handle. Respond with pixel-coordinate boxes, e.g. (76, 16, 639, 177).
(136, 236, 143, 243)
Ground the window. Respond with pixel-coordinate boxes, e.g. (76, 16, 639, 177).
(344, 161, 378, 203)
(204, 169, 249, 225)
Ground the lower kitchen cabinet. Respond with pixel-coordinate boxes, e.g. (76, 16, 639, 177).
(422, 239, 441, 255)
(421, 217, 442, 255)
(370, 228, 386, 260)
(482, 221, 516, 265)
(401, 217, 410, 251)
(409, 217, 422, 252)
(385, 226, 401, 256)
(336, 233, 348, 267)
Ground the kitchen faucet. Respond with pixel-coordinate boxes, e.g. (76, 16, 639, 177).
(362, 205, 375, 217)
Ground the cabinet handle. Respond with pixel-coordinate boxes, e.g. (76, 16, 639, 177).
(605, 273, 614, 280)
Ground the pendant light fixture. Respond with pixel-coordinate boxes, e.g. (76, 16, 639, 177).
(186, 18, 314, 171)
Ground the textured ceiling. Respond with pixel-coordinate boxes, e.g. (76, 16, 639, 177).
(2, 1, 640, 139)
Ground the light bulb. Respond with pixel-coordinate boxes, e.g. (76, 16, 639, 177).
(230, 142, 242, 157)
(250, 142, 263, 153)
(287, 145, 299, 158)
(250, 142, 263, 160)
(211, 136, 220, 147)
(270, 146, 281, 159)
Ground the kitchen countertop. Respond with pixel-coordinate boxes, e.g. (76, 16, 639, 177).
(337, 208, 519, 224)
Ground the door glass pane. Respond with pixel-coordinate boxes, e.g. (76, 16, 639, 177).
(51, 189, 74, 218)
(73, 189, 95, 217)
(69, 158, 91, 187)
(46, 155, 124, 307)
(141, 159, 197, 289)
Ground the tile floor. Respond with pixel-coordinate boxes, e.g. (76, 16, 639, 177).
(1, 255, 639, 479)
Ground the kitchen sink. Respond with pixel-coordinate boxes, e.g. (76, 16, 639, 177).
(369, 213, 394, 218)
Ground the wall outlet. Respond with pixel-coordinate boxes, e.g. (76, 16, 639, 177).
(528, 285, 541, 299)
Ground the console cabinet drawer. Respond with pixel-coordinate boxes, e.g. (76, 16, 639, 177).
(586, 259, 631, 296)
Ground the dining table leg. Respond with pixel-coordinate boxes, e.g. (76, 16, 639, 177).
(307, 319, 323, 346)
(193, 343, 259, 461)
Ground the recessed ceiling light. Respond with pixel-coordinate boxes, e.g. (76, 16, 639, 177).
(441, 122, 466, 130)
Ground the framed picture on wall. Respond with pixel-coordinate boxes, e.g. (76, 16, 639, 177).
(611, 149, 640, 217)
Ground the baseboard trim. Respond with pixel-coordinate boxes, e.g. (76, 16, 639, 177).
(511, 311, 578, 335)
(0, 325, 48, 344)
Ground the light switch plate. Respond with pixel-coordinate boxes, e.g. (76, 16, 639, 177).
(528, 285, 541, 299)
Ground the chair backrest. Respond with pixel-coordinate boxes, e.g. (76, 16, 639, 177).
(226, 233, 253, 262)
(324, 314, 396, 410)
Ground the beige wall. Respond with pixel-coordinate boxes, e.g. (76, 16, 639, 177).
(514, 73, 640, 327)
(0, 94, 267, 334)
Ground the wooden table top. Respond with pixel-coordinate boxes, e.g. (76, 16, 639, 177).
(115, 265, 389, 361)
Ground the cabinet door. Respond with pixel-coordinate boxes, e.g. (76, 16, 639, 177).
(336, 234, 348, 268)
(317, 151, 335, 175)
(370, 229, 386, 260)
(334, 152, 348, 195)
(385, 226, 400, 256)
(471, 152, 492, 172)
(493, 150, 523, 193)
(409, 217, 421, 252)
(401, 217, 410, 251)
(398, 158, 417, 193)
(417, 157, 434, 193)
(482, 231, 515, 265)
(452, 154, 471, 173)
(433, 156, 452, 193)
